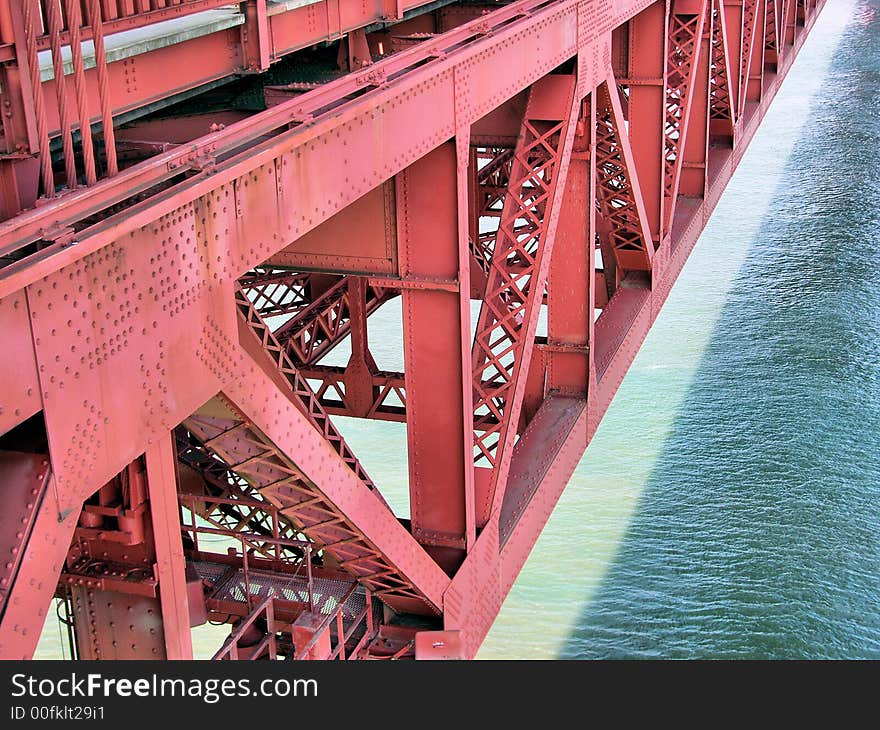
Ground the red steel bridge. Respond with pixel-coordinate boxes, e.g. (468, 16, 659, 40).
(0, 0, 825, 660)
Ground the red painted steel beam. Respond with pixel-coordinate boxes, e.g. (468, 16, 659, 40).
(0, 0, 471, 217)
(0, 0, 827, 658)
(624, 0, 667, 245)
(0, 469, 78, 659)
(0, 0, 650, 285)
(722, 0, 744, 125)
(265, 183, 398, 276)
(708, 0, 736, 143)
(65, 458, 183, 659)
(273, 277, 394, 366)
(145, 433, 194, 659)
(235, 287, 386, 499)
(0, 451, 52, 620)
(741, 0, 765, 108)
(0, 292, 41, 434)
(20, 18, 248, 145)
(215, 340, 450, 613)
(498, 0, 823, 648)
(446, 0, 824, 657)
(301, 365, 406, 422)
(594, 80, 655, 282)
(399, 141, 475, 555)
(765, 0, 780, 69)
(680, 6, 710, 196)
(2, 0, 454, 143)
(239, 267, 326, 318)
(546, 94, 594, 398)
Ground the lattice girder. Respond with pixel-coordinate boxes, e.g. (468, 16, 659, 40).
(663, 1, 710, 232)
(709, 0, 736, 135)
(470, 72, 580, 521)
(594, 81, 655, 280)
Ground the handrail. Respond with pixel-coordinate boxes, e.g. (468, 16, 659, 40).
(179, 492, 315, 611)
(212, 582, 376, 660)
(212, 594, 277, 660)
(22, 0, 237, 50)
(0, 0, 563, 259)
(293, 581, 366, 660)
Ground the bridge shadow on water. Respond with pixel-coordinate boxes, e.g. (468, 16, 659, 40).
(561, 1, 880, 658)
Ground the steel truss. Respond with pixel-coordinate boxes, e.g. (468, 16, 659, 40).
(0, 0, 826, 659)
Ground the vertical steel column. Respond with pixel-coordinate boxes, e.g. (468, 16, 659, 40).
(681, 10, 711, 197)
(626, 0, 668, 246)
(341, 277, 381, 417)
(398, 141, 475, 560)
(0, 1, 39, 217)
(145, 434, 194, 660)
(0, 2, 37, 155)
(70, 463, 170, 660)
(782, 0, 797, 47)
(242, 0, 271, 72)
(741, 0, 765, 109)
(67, 447, 192, 660)
(662, 0, 709, 235)
(546, 96, 594, 396)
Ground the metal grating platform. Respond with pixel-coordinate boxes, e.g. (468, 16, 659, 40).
(191, 560, 232, 587)
(202, 563, 366, 619)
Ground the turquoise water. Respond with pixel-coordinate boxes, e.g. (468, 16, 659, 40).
(482, 0, 878, 658)
(35, 0, 878, 659)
